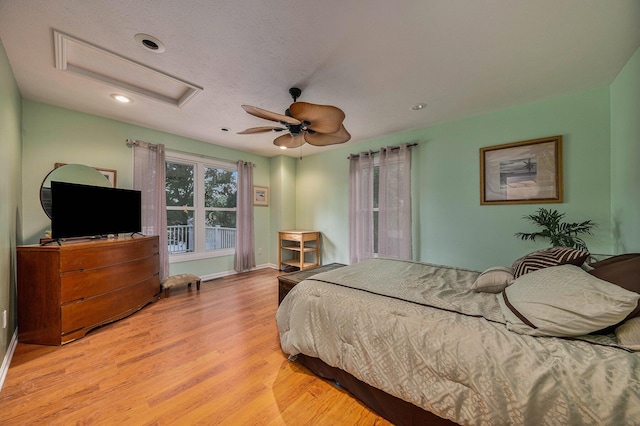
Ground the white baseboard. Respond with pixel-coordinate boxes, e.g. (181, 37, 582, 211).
(199, 263, 278, 282)
(255, 263, 278, 270)
(200, 269, 238, 282)
(0, 329, 18, 392)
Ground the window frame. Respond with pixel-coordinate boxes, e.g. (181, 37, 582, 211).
(166, 151, 237, 263)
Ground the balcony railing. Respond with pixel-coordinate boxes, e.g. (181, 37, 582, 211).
(167, 224, 236, 254)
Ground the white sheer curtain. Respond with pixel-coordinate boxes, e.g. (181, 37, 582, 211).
(235, 160, 255, 272)
(349, 151, 375, 264)
(132, 140, 169, 280)
(378, 143, 412, 260)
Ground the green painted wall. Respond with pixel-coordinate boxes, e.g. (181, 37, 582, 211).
(21, 100, 272, 277)
(296, 87, 613, 271)
(0, 40, 22, 365)
(269, 155, 297, 265)
(611, 46, 640, 253)
(294, 148, 354, 264)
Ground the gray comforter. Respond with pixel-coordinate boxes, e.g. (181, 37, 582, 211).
(276, 258, 640, 425)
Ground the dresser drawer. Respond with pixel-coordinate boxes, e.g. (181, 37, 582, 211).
(59, 237, 159, 272)
(61, 275, 159, 334)
(61, 254, 159, 303)
(279, 232, 302, 242)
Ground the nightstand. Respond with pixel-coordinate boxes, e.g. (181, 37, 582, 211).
(278, 230, 320, 271)
(278, 263, 346, 305)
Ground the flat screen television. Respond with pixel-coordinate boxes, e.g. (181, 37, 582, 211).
(51, 181, 142, 239)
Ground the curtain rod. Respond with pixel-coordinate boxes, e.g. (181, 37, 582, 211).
(347, 142, 418, 159)
(126, 139, 256, 167)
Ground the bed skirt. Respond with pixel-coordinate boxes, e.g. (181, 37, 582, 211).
(296, 354, 456, 426)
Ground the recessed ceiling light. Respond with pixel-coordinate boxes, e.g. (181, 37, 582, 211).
(111, 94, 132, 103)
(221, 128, 229, 132)
(412, 103, 427, 111)
(134, 33, 166, 53)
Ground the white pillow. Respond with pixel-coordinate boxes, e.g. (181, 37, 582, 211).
(471, 266, 514, 293)
(498, 265, 640, 337)
(615, 317, 640, 351)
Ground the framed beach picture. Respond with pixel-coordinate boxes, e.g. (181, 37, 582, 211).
(480, 136, 563, 205)
(253, 186, 269, 206)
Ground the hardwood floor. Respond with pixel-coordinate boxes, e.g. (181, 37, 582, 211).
(0, 268, 391, 425)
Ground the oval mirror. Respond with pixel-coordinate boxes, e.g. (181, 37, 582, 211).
(40, 164, 113, 219)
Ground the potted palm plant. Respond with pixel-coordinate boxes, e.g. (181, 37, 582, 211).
(514, 208, 597, 251)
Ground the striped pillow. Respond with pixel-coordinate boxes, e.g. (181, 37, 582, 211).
(512, 247, 590, 278)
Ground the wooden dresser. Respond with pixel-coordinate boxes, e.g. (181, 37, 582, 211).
(17, 235, 161, 345)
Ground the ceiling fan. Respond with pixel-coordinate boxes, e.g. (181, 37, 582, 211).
(238, 87, 351, 149)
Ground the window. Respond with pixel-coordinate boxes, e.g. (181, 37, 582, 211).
(165, 152, 237, 260)
(349, 144, 413, 262)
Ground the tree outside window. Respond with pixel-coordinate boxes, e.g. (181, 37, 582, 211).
(166, 161, 195, 253)
(204, 166, 237, 251)
(165, 155, 237, 257)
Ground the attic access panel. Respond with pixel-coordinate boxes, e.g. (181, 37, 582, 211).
(53, 30, 202, 108)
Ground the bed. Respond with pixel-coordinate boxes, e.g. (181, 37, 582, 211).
(276, 250, 640, 425)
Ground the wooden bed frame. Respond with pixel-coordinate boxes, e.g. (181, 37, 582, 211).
(296, 354, 456, 425)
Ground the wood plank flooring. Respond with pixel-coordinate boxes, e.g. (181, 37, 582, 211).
(0, 268, 391, 425)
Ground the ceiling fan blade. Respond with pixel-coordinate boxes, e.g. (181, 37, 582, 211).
(273, 133, 306, 149)
(237, 126, 285, 134)
(242, 105, 301, 125)
(289, 102, 345, 134)
(304, 125, 351, 146)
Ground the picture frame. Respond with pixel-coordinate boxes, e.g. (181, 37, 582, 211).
(55, 163, 117, 187)
(96, 168, 117, 187)
(479, 135, 563, 205)
(253, 186, 269, 206)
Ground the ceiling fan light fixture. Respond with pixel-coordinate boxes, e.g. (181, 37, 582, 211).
(280, 146, 287, 150)
(289, 124, 302, 136)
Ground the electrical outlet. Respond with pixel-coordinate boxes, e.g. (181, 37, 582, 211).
(2, 310, 6, 329)
(257, 248, 263, 255)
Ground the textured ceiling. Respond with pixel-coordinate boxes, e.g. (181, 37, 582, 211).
(1, 0, 639, 157)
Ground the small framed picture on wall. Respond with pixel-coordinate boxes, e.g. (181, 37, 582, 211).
(253, 186, 269, 206)
(96, 168, 117, 187)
